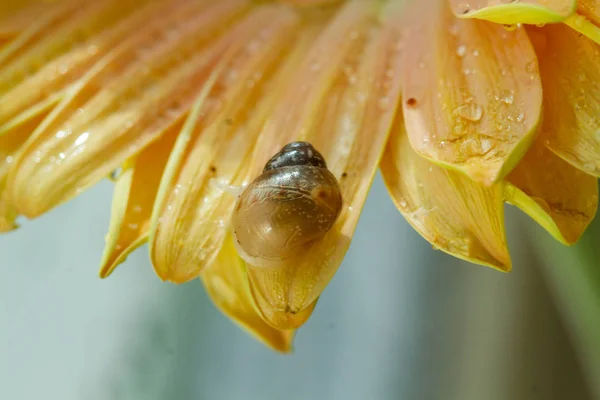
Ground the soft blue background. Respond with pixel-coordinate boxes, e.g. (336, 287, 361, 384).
(0, 176, 592, 400)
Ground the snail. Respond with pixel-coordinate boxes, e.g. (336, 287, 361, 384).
(232, 141, 343, 267)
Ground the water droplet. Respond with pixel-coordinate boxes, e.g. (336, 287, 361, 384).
(74, 132, 90, 147)
(481, 139, 492, 153)
(127, 223, 139, 230)
(456, 3, 471, 14)
(499, 89, 514, 105)
(56, 130, 68, 139)
(5, 155, 13, 164)
(448, 24, 460, 36)
(399, 199, 407, 207)
(516, 112, 524, 122)
(525, 61, 536, 73)
(58, 152, 66, 160)
(132, 204, 143, 213)
(452, 103, 483, 122)
(456, 45, 467, 57)
(472, 49, 479, 57)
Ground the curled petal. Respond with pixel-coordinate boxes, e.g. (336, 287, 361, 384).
(7, 0, 249, 217)
(381, 112, 511, 271)
(244, 0, 405, 329)
(201, 236, 295, 353)
(403, 0, 542, 186)
(150, 4, 301, 282)
(506, 141, 598, 245)
(449, 0, 576, 24)
(531, 24, 600, 176)
(99, 121, 181, 278)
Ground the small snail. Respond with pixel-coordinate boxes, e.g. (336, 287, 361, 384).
(232, 141, 343, 267)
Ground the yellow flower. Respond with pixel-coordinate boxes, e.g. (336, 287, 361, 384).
(0, 0, 598, 351)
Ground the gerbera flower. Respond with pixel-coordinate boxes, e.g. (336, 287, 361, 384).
(1, 0, 598, 352)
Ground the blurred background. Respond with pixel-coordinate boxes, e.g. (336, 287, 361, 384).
(0, 175, 598, 400)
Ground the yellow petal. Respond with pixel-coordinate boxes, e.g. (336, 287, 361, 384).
(99, 121, 181, 278)
(403, 0, 542, 186)
(244, 0, 405, 329)
(505, 140, 598, 245)
(0, 103, 54, 231)
(565, 1, 600, 45)
(531, 24, 600, 176)
(449, 0, 576, 24)
(0, 0, 156, 126)
(201, 235, 294, 353)
(7, 0, 250, 217)
(381, 112, 511, 271)
(149, 4, 301, 283)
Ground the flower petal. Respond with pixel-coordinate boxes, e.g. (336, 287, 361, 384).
(7, 0, 250, 217)
(531, 24, 600, 176)
(201, 235, 295, 353)
(564, 1, 600, 45)
(381, 112, 511, 271)
(149, 4, 302, 282)
(244, 0, 405, 329)
(0, 0, 160, 126)
(403, 0, 542, 186)
(505, 140, 598, 245)
(449, 0, 576, 24)
(0, 104, 54, 231)
(99, 121, 181, 278)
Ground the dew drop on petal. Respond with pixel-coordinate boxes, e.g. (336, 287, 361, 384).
(456, 44, 467, 57)
(452, 103, 483, 122)
(499, 89, 514, 105)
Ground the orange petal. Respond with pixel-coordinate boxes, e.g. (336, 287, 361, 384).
(449, 0, 576, 24)
(381, 112, 511, 271)
(149, 4, 302, 282)
(244, 0, 405, 329)
(531, 24, 600, 176)
(99, 120, 181, 278)
(563, 1, 600, 45)
(201, 235, 295, 353)
(0, 102, 55, 231)
(506, 140, 598, 245)
(0, 0, 162, 128)
(403, 0, 542, 186)
(7, 0, 250, 218)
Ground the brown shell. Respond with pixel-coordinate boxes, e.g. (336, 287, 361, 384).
(232, 142, 342, 265)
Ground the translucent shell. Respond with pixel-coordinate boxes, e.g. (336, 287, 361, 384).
(232, 142, 342, 267)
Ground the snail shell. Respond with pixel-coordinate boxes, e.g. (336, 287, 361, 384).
(232, 142, 343, 266)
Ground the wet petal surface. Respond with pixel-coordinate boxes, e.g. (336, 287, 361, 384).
(403, 0, 542, 186)
(532, 24, 600, 176)
(150, 4, 302, 283)
(7, 0, 250, 217)
(381, 112, 511, 271)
